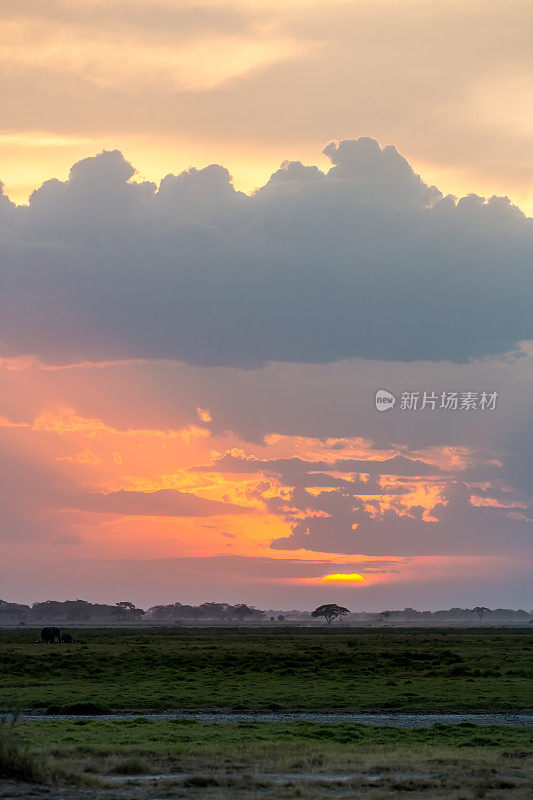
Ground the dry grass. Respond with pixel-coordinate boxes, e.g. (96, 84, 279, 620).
(0, 716, 51, 783)
(0, 716, 94, 789)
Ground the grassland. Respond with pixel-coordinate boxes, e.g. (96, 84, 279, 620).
(16, 717, 533, 757)
(3, 719, 532, 799)
(0, 626, 531, 712)
(1, 627, 531, 797)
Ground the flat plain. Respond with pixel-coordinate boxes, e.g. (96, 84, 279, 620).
(1, 626, 532, 798)
(1, 626, 531, 712)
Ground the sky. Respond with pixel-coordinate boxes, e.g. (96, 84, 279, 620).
(0, 0, 532, 611)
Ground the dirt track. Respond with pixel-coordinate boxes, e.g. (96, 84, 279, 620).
(14, 710, 533, 726)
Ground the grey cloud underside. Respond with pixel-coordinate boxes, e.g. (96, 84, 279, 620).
(1, 138, 532, 366)
(193, 453, 441, 477)
(64, 489, 248, 517)
(58, 555, 401, 583)
(269, 482, 533, 557)
(95, 554, 400, 580)
(276, 472, 407, 494)
(191, 453, 532, 557)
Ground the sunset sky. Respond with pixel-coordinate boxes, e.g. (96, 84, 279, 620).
(1, 1, 532, 610)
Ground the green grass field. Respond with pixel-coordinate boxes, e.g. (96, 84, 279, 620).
(2, 718, 532, 799)
(1, 627, 532, 797)
(0, 626, 531, 712)
(16, 717, 533, 756)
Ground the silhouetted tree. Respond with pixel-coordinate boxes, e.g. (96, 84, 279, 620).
(473, 606, 491, 620)
(231, 604, 263, 621)
(0, 600, 30, 624)
(64, 601, 92, 621)
(380, 610, 392, 622)
(113, 601, 144, 621)
(198, 602, 231, 620)
(147, 604, 166, 620)
(311, 604, 349, 624)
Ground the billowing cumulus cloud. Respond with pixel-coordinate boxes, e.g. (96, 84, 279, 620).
(1, 138, 532, 368)
(2, 1, 533, 213)
(1, 138, 532, 608)
(1, 2, 532, 611)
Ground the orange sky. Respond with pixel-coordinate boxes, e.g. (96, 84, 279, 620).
(1, 1, 532, 611)
(0, 354, 530, 608)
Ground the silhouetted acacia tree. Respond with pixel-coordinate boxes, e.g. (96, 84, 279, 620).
(311, 604, 349, 624)
(473, 606, 491, 620)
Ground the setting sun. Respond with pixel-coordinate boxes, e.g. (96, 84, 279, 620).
(1, 3, 531, 796)
(321, 574, 366, 584)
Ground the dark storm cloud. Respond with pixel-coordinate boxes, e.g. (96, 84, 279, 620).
(1, 138, 532, 367)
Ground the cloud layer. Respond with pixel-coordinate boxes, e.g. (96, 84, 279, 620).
(1, 137, 532, 608)
(0, 350, 531, 606)
(269, 481, 532, 558)
(1, 138, 532, 368)
(2, 1, 533, 212)
(68, 488, 248, 517)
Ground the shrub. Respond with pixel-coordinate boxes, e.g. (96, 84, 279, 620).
(45, 701, 112, 715)
(0, 716, 49, 783)
(107, 757, 149, 775)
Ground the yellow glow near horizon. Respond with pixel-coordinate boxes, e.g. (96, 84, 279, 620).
(321, 573, 366, 584)
(2, 133, 532, 217)
(2, 0, 533, 216)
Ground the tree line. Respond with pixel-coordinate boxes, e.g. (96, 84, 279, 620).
(0, 599, 265, 624)
(0, 598, 530, 625)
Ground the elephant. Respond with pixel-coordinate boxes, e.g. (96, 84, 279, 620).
(62, 632, 73, 643)
(41, 626, 62, 644)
